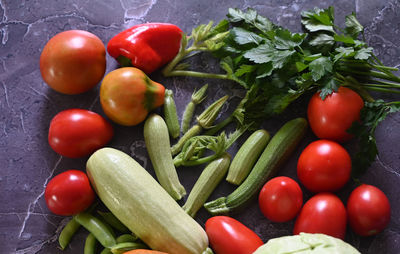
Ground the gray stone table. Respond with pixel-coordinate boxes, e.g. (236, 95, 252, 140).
(1, 0, 400, 253)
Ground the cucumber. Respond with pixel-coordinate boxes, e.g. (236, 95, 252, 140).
(204, 118, 308, 215)
(226, 129, 270, 185)
(86, 148, 210, 254)
(144, 114, 186, 200)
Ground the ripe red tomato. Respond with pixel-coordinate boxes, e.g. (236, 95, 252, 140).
(307, 86, 364, 142)
(40, 30, 106, 94)
(293, 193, 347, 239)
(258, 176, 303, 222)
(48, 109, 113, 158)
(297, 140, 351, 193)
(45, 170, 95, 216)
(347, 184, 391, 236)
(205, 216, 263, 254)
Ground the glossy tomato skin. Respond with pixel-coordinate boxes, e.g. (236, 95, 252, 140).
(205, 216, 263, 254)
(48, 109, 113, 158)
(293, 193, 347, 239)
(307, 86, 364, 143)
(258, 176, 303, 222)
(100, 67, 165, 126)
(297, 140, 351, 193)
(45, 170, 95, 216)
(40, 30, 106, 94)
(347, 184, 391, 236)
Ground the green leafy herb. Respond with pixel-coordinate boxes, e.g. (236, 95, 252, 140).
(348, 100, 400, 177)
(162, 6, 400, 175)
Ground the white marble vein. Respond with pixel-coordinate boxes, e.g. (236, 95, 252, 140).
(17, 156, 62, 239)
(120, 0, 157, 21)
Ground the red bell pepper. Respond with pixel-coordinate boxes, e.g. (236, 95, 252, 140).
(107, 23, 183, 74)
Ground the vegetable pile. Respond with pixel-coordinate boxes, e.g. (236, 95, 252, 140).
(38, 5, 399, 254)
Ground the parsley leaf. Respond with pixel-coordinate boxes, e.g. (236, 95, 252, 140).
(333, 34, 355, 44)
(243, 42, 296, 69)
(349, 100, 400, 177)
(274, 29, 307, 50)
(308, 33, 335, 50)
(354, 47, 373, 60)
(309, 56, 333, 81)
(301, 7, 335, 33)
(345, 12, 364, 38)
(227, 8, 275, 36)
(231, 27, 264, 45)
(318, 76, 339, 99)
(334, 46, 355, 62)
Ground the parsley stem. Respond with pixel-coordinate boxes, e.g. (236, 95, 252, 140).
(365, 79, 400, 88)
(339, 59, 398, 71)
(338, 69, 400, 83)
(362, 85, 400, 94)
(166, 70, 232, 80)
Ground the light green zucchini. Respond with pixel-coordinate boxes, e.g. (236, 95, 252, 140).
(183, 153, 231, 217)
(226, 129, 270, 185)
(204, 118, 308, 215)
(164, 89, 180, 139)
(144, 114, 186, 200)
(86, 147, 210, 254)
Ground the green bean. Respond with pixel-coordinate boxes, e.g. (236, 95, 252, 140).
(181, 84, 208, 133)
(58, 217, 81, 250)
(97, 211, 130, 233)
(116, 233, 138, 243)
(75, 212, 116, 248)
(110, 242, 148, 254)
(84, 233, 97, 254)
(164, 89, 180, 139)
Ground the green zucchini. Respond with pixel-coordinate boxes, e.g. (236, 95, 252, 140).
(164, 89, 180, 139)
(204, 118, 308, 215)
(183, 153, 231, 217)
(226, 129, 270, 185)
(86, 147, 210, 254)
(144, 114, 186, 200)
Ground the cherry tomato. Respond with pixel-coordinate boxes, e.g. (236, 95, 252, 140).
(258, 176, 303, 222)
(205, 216, 263, 254)
(48, 109, 113, 158)
(40, 30, 106, 94)
(297, 140, 351, 193)
(347, 184, 391, 236)
(307, 86, 364, 142)
(293, 193, 347, 239)
(45, 170, 95, 216)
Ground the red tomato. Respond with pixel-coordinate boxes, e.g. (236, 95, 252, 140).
(45, 170, 95, 215)
(347, 184, 391, 236)
(307, 86, 364, 142)
(297, 140, 351, 193)
(40, 30, 106, 94)
(48, 109, 113, 158)
(205, 216, 263, 254)
(258, 176, 303, 222)
(293, 193, 347, 239)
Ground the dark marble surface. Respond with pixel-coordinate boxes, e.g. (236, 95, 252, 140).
(1, 0, 400, 253)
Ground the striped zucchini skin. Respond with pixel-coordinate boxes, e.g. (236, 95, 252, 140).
(183, 153, 231, 217)
(226, 129, 270, 185)
(144, 114, 186, 200)
(204, 118, 308, 215)
(86, 148, 209, 254)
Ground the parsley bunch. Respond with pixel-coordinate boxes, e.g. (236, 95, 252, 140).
(163, 6, 400, 176)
